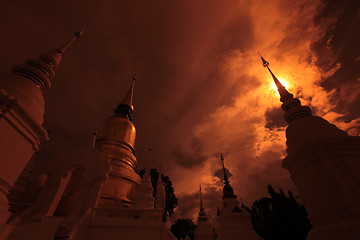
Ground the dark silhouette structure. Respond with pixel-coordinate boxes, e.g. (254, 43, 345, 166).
(171, 218, 196, 240)
(246, 185, 312, 240)
(260, 55, 360, 239)
(193, 185, 215, 240)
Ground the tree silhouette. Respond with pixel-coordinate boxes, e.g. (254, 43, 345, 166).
(170, 218, 196, 240)
(246, 185, 312, 240)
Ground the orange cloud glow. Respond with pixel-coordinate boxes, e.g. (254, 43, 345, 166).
(172, 0, 359, 220)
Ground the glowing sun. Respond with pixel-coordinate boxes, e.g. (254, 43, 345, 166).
(270, 77, 290, 92)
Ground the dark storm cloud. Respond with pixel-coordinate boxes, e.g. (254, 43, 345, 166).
(176, 191, 199, 220)
(264, 107, 287, 129)
(311, 0, 360, 122)
(244, 151, 296, 202)
(0, 0, 261, 175)
(0, 0, 250, 169)
(171, 138, 208, 169)
(213, 167, 233, 181)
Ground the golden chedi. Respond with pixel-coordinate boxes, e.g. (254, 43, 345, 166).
(95, 76, 141, 207)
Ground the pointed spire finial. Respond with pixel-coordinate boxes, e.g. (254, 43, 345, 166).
(258, 53, 312, 124)
(258, 52, 269, 67)
(199, 185, 204, 210)
(56, 30, 84, 55)
(258, 53, 292, 100)
(121, 75, 136, 112)
(198, 184, 207, 221)
(114, 75, 136, 120)
(220, 153, 229, 183)
(11, 31, 83, 91)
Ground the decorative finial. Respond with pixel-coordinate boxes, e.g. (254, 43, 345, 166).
(199, 185, 204, 210)
(258, 53, 312, 124)
(220, 153, 228, 183)
(198, 184, 207, 221)
(258, 52, 269, 67)
(114, 75, 136, 120)
(258, 53, 292, 100)
(56, 30, 84, 55)
(122, 75, 136, 112)
(11, 31, 83, 91)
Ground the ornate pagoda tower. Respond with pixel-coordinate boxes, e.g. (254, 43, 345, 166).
(194, 185, 214, 240)
(0, 31, 82, 236)
(260, 56, 360, 240)
(216, 154, 259, 240)
(95, 76, 141, 207)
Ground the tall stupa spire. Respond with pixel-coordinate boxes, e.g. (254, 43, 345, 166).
(195, 186, 215, 240)
(194, 185, 215, 240)
(12, 30, 83, 91)
(220, 153, 229, 183)
(198, 185, 207, 221)
(220, 154, 236, 200)
(114, 75, 136, 120)
(199, 185, 204, 210)
(259, 54, 312, 123)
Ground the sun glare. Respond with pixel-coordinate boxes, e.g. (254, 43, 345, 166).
(270, 77, 290, 92)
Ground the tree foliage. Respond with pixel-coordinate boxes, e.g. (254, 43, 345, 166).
(246, 185, 312, 240)
(170, 218, 196, 240)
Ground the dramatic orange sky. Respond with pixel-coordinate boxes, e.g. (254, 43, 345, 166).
(0, 0, 359, 222)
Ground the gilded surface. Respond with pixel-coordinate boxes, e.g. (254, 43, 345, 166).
(96, 116, 140, 207)
(96, 117, 136, 150)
